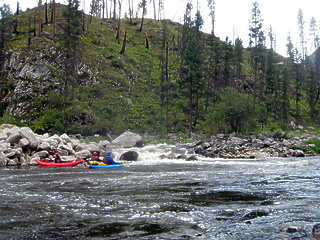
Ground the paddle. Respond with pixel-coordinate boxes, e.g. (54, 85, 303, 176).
(120, 161, 131, 167)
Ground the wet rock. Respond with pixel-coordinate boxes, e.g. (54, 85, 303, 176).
(312, 223, 320, 239)
(167, 152, 176, 159)
(177, 154, 187, 159)
(281, 226, 302, 233)
(120, 151, 139, 161)
(240, 210, 269, 220)
(186, 155, 198, 161)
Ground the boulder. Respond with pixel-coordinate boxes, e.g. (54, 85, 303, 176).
(7, 158, 19, 166)
(119, 151, 139, 161)
(81, 143, 102, 154)
(6, 127, 22, 144)
(167, 152, 176, 159)
(19, 156, 28, 166)
(106, 131, 143, 148)
(19, 127, 37, 142)
(74, 150, 92, 160)
(58, 143, 75, 155)
(18, 138, 30, 148)
(37, 150, 49, 158)
(186, 155, 198, 161)
(0, 152, 7, 166)
(98, 140, 110, 148)
(0, 131, 7, 140)
(29, 140, 41, 150)
(37, 141, 51, 151)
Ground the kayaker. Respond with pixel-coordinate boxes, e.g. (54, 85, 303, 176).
(103, 151, 120, 165)
(54, 152, 62, 163)
(91, 152, 101, 162)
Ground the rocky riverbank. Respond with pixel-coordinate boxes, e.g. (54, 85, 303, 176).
(0, 124, 143, 166)
(187, 131, 319, 159)
(0, 124, 319, 166)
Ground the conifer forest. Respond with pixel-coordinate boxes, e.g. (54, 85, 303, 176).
(0, 0, 319, 137)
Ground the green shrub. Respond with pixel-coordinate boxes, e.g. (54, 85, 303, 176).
(304, 139, 320, 154)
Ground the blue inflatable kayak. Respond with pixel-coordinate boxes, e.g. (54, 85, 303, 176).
(88, 164, 124, 169)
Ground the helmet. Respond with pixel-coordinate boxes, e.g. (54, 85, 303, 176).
(93, 152, 98, 155)
(55, 152, 60, 156)
(107, 151, 112, 156)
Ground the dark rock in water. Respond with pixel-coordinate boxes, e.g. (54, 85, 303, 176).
(281, 226, 302, 233)
(189, 190, 270, 206)
(177, 154, 187, 160)
(259, 200, 274, 205)
(167, 152, 176, 159)
(312, 223, 320, 239)
(120, 150, 139, 161)
(240, 210, 269, 220)
(186, 155, 198, 161)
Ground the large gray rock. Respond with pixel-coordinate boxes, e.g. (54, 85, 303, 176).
(75, 150, 92, 160)
(19, 127, 37, 142)
(107, 131, 143, 148)
(81, 143, 102, 154)
(6, 126, 22, 144)
(18, 138, 30, 148)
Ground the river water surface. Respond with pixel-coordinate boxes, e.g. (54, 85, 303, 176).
(0, 144, 320, 239)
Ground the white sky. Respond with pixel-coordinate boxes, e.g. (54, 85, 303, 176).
(2, 0, 320, 56)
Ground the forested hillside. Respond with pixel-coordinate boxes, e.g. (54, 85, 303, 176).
(0, 1, 319, 137)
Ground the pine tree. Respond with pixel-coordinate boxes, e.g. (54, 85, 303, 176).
(0, 4, 11, 66)
(206, 0, 215, 35)
(233, 38, 244, 81)
(297, 8, 306, 58)
(309, 17, 318, 51)
(179, 4, 204, 135)
(59, 0, 84, 124)
(249, 1, 264, 48)
(248, 1, 266, 101)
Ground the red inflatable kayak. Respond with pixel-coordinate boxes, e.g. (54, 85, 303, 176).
(36, 159, 84, 167)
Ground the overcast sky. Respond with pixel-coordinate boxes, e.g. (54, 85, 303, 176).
(2, 0, 320, 56)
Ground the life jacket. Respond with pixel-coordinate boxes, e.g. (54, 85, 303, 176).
(103, 157, 109, 164)
(55, 156, 62, 163)
(88, 160, 105, 165)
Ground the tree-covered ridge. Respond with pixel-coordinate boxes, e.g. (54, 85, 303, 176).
(0, 1, 319, 137)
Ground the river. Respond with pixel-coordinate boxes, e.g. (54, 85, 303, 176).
(0, 144, 319, 239)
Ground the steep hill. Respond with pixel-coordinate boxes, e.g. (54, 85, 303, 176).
(1, 2, 311, 137)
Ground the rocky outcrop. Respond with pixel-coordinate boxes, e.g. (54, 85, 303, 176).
(0, 125, 143, 166)
(188, 132, 317, 159)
